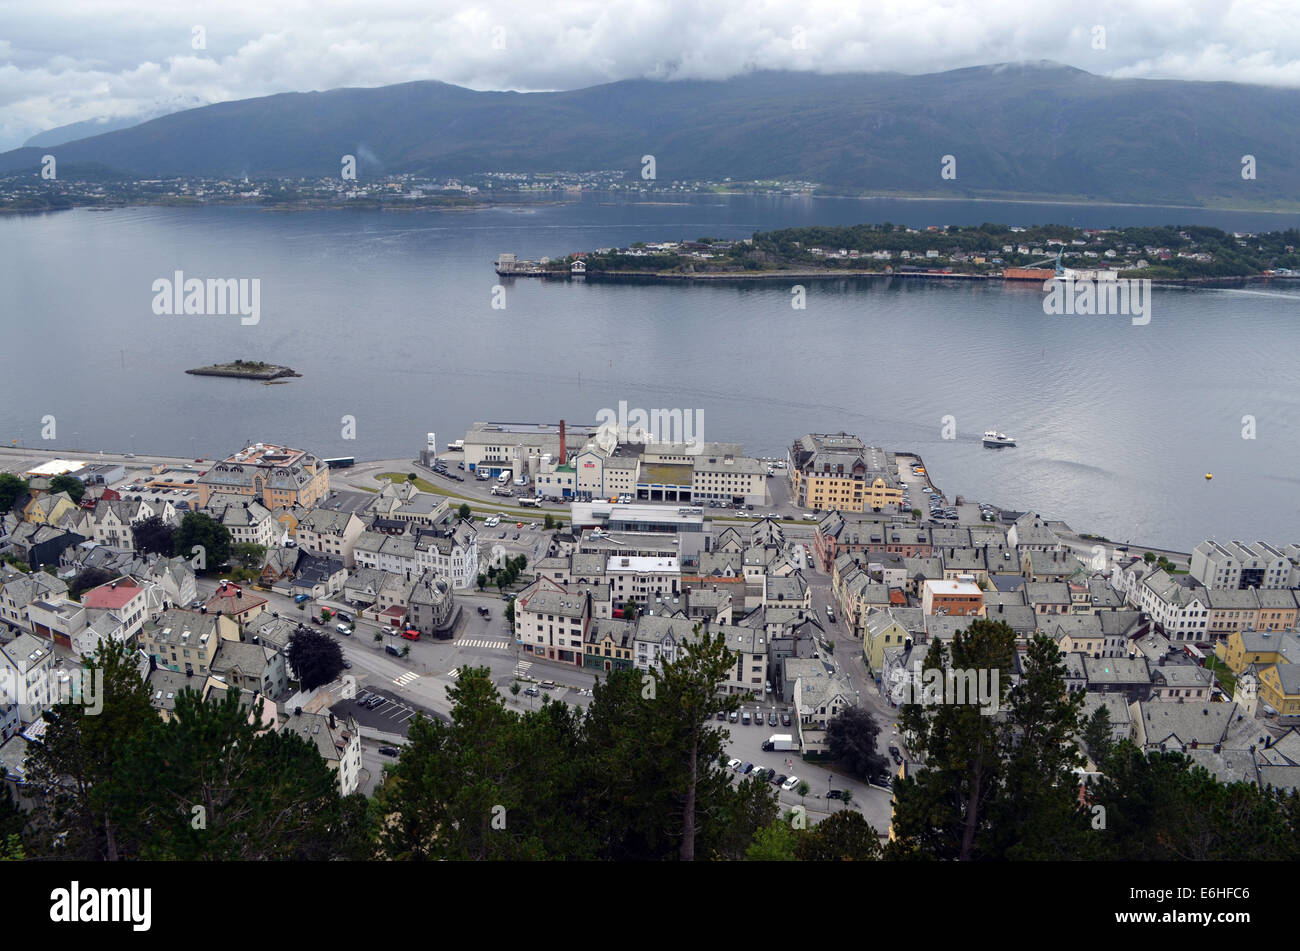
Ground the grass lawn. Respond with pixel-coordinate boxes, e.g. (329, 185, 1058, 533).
(1204, 655, 1236, 695)
(375, 473, 566, 525)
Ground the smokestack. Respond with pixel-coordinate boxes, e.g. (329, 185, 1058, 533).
(559, 419, 566, 465)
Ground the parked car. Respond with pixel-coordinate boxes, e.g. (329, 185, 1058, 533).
(190, 599, 205, 609)
(781, 776, 800, 791)
(311, 616, 323, 625)
(773, 774, 787, 786)
(729, 710, 739, 723)
(378, 747, 399, 757)
(827, 789, 843, 800)
(384, 644, 402, 657)
(740, 762, 754, 775)
(889, 745, 903, 764)
(741, 710, 751, 725)
(760, 768, 775, 782)
(336, 624, 353, 636)
(294, 594, 310, 603)
(716, 711, 726, 721)
(727, 758, 742, 771)
(781, 712, 791, 727)
(342, 660, 352, 669)
(336, 611, 352, 623)
(768, 712, 778, 726)
(523, 686, 540, 697)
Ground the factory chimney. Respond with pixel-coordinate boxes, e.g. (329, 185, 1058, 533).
(559, 419, 566, 465)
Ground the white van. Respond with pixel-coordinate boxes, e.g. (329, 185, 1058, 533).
(497, 469, 511, 484)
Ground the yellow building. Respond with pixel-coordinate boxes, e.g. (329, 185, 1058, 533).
(788, 433, 902, 513)
(197, 444, 329, 509)
(1258, 664, 1300, 717)
(23, 492, 77, 526)
(1217, 629, 1300, 675)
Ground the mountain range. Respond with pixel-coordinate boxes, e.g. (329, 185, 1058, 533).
(5, 64, 1298, 206)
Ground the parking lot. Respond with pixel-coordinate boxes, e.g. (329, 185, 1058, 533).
(332, 688, 436, 735)
(716, 701, 890, 826)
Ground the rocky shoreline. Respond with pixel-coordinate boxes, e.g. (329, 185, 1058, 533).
(186, 361, 300, 380)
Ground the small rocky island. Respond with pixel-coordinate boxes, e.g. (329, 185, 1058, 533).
(186, 360, 301, 381)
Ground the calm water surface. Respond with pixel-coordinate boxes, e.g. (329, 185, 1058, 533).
(3, 194, 1299, 550)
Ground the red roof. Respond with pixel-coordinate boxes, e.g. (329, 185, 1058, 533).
(83, 579, 143, 610)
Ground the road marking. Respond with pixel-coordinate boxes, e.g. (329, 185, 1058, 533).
(448, 667, 461, 678)
(458, 638, 510, 650)
(393, 671, 419, 687)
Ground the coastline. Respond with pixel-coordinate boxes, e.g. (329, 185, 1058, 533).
(0, 441, 1193, 560)
(186, 363, 300, 381)
(507, 267, 1300, 287)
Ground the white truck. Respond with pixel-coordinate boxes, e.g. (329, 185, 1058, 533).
(762, 733, 797, 752)
(497, 469, 511, 484)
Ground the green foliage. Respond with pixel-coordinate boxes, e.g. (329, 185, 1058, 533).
(132, 514, 176, 556)
(1084, 744, 1300, 860)
(504, 597, 515, 625)
(288, 626, 345, 690)
(795, 810, 882, 861)
(378, 631, 774, 861)
(745, 817, 801, 861)
(174, 511, 232, 569)
(69, 567, 113, 600)
(112, 690, 365, 859)
(457, 503, 472, 520)
(47, 475, 85, 503)
(0, 473, 29, 511)
(825, 706, 888, 780)
(887, 619, 1017, 860)
(24, 639, 158, 859)
(232, 542, 267, 569)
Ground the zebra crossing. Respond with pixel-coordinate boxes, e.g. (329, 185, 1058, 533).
(448, 667, 461, 679)
(393, 671, 419, 687)
(514, 660, 533, 676)
(458, 638, 511, 650)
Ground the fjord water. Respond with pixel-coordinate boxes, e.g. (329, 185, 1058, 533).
(3, 195, 1299, 551)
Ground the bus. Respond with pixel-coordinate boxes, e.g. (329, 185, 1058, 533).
(322, 457, 355, 469)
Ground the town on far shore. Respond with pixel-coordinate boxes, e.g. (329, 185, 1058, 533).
(498, 221, 1300, 283)
(2, 419, 1299, 824)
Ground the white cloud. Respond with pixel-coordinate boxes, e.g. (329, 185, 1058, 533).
(3, 0, 1300, 150)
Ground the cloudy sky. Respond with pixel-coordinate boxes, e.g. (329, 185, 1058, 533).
(2, 0, 1298, 150)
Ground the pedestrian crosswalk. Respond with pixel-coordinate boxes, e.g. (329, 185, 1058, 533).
(448, 667, 461, 679)
(458, 638, 510, 650)
(514, 660, 533, 676)
(393, 671, 419, 687)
